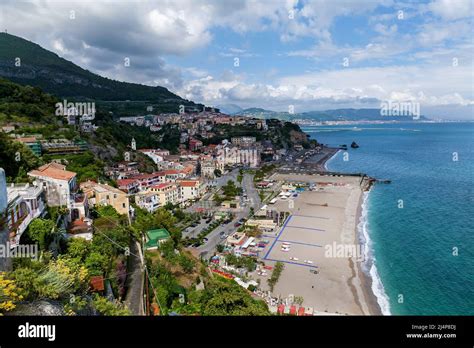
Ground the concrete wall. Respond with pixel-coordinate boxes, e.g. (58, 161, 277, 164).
(0, 168, 12, 271)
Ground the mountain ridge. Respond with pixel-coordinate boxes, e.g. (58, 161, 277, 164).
(0, 33, 201, 113)
(233, 106, 429, 121)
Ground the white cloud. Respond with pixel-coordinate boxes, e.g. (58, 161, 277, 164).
(429, 0, 473, 20)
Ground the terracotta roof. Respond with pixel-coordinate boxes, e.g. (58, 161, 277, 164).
(162, 170, 179, 175)
(29, 163, 76, 181)
(151, 183, 173, 189)
(179, 180, 199, 187)
(16, 137, 37, 143)
(117, 179, 139, 186)
(131, 172, 165, 180)
(89, 276, 105, 292)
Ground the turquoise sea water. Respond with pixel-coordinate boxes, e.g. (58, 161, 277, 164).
(303, 123, 474, 315)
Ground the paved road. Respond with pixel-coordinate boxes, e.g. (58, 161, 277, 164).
(196, 172, 261, 259)
(124, 239, 145, 315)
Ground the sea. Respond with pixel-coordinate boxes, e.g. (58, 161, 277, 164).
(302, 122, 474, 315)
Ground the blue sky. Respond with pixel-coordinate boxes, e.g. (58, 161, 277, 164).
(1, 0, 473, 119)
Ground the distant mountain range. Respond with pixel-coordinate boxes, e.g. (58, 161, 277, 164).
(0, 33, 201, 114)
(226, 106, 429, 122)
(216, 104, 243, 115)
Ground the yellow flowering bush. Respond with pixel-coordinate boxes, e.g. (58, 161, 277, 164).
(0, 272, 23, 314)
(35, 257, 89, 299)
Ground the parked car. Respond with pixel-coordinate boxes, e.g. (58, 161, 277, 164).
(234, 222, 242, 227)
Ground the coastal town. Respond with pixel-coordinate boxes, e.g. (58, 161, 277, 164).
(0, 101, 380, 317)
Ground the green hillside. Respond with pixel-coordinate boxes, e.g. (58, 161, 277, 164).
(0, 33, 201, 114)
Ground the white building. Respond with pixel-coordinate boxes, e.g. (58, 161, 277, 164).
(177, 180, 205, 203)
(231, 136, 256, 147)
(149, 183, 180, 206)
(135, 191, 161, 213)
(217, 146, 260, 168)
(28, 163, 77, 208)
(28, 163, 88, 221)
(6, 183, 46, 248)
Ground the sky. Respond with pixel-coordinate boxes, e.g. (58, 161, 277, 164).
(0, 0, 473, 119)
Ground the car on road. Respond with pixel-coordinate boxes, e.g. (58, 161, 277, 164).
(234, 222, 242, 227)
(203, 237, 209, 242)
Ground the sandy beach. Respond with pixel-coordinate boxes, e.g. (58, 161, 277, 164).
(259, 173, 381, 315)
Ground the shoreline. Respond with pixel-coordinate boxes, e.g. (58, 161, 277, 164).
(318, 148, 384, 315)
(268, 171, 376, 315)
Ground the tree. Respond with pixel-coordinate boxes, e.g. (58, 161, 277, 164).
(178, 255, 195, 273)
(213, 169, 222, 177)
(294, 296, 304, 306)
(27, 218, 55, 250)
(85, 252, 109, 276)
(267, 261, 284, 292)
(200, 279, 269, 316)
(213, 194, 224, 205)
(159, 240, 176, 261)
(216, 244, 224, 253)
(222, 180, 242, 198)
(67, 238, 90, 261)
(96, 205, 120, 219)
(92, 294, 130, 316)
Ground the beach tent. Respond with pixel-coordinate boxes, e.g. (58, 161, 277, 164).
(289, 305, 297, 315)
(298, 307, 305, 316)
(277, 304, 285, 315)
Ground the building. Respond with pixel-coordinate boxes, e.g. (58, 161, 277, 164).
(16, 137, 42, 156)
(177, 180, 204, 202)
(139, 149, 170, 165)
(246, 219, 277, 232)
(225, 232, 247, 247)
(80, 181, 130, 216)
(0, 169, 10, 271)
(161, 169, 186, 182)
(6, 183, 46, 248)
(67, 218, 93, 241)
(117, 178, 140, 194)
(135, 191, 161, 213)
(132, 172, 166, 190)
(217, 146, 260, 168)
(145, 228, 171, 250)
(40, 139, 88, 155)
(201, 161, 216, 179)
(28, 163, 77, 208)
(189, 138, 203, 151)
(105, 162, 139, 179)
(149, 183, 180, 206)
(231, 136, 256, 147)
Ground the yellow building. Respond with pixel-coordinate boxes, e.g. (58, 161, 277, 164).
(80, 181, 130, 216)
